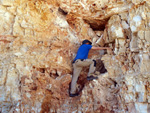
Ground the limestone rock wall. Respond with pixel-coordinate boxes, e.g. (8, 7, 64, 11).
(0, 0, 150, 113)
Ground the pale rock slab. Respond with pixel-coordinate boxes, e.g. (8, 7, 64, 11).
(0, 0, 150, 113)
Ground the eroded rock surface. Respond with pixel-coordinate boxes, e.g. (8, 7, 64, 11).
(0, 0, 150, 113)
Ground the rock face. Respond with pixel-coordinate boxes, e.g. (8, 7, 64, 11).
(0, 0, 150, 112)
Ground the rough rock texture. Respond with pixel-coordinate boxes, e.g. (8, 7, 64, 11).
(0, 0, 150, 113)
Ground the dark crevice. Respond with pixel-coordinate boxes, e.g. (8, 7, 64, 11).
(110, 78, 118, 87)
(83, 18, 109, 31)
(49, 70, 59, 79)
(58, 7, 68, 15)
(96, 59, 107, 73)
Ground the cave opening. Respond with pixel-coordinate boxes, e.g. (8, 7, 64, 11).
(89, 22, 106, 31)
(83, 18, 109, 31)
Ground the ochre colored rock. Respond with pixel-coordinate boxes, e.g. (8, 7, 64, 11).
(0, 0, 150, 113)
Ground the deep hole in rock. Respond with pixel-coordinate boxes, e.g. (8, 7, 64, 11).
(96, 59, 107, 73)
(84, 18, 109, 31)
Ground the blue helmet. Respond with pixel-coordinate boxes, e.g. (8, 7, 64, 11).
(82, 39, 92, 45)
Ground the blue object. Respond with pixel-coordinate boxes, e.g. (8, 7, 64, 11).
(74, 44, 92, 61)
